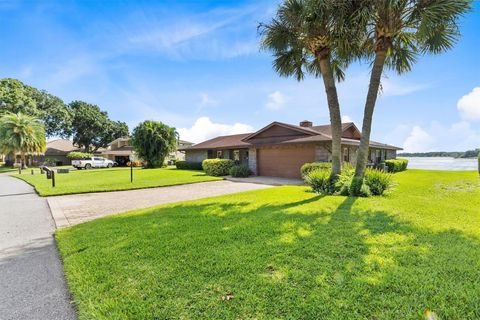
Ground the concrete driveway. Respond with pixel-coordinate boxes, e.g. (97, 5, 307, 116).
(48, 180, 271, 228)
(0, 174, 76, 320)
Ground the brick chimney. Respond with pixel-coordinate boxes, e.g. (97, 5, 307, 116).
(299, 120, 313, 127)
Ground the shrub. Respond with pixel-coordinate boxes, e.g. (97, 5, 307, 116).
(300, 162, 332, 177)
(305, 169, 334, 195)
(364, 168, 392, 196)
(334, 164, 354, 195)
(202, 158, 234, 176)
(67, 151, 92, 159)
(126, 160, 142, 167)
(176, 161, 203, 170)
(229, 164, 250, 177)
(131, 120, 177, 168)
(385, 159, 408, 173)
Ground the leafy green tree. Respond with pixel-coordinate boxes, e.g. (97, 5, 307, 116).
(259, 0, 360, 177)
(0, 113, 46, 168)
(131, 120, 178, 168)
(69, 101, 129, 152)
(0, 78, 71, 137)
(351, 0, 471, 190)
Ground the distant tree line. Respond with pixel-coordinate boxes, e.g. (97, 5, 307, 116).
(399, 149, 480, 158)
(0, 78, 128, 152)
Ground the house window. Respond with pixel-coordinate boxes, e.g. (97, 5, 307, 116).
(207, 150, 214, 159)
(383, 150, 387, 160)
(233, 150, 240, 161)
(217, 150, 223, 158)
(343, 147, 349, 162)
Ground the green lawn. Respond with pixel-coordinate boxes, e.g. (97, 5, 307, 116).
(15, 167, 221, 196)
(56, 170, 480, 319)
(0, 166, 16, 173)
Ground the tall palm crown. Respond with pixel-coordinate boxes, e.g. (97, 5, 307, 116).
(259, 0, 361, 176)
(352, 0, 471, 186)
(259, 0, 357, 81)
(0, 113, 46, 157)
(358, 0, 471, 73)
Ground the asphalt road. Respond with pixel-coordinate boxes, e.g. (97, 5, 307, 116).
(0, 173, 76, 320)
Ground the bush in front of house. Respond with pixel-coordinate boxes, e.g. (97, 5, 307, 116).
(304, 164, 391, 197)
(176, 161, 203, 170)
(202, 158, 235, 176)
(385, 159, 408, 172)
(300, 162, 332, 177)
(304, 169, 334, 195)
(66, 151, 93, 159)
(364, 168, 392, 196)
(229, 164, 250, 177)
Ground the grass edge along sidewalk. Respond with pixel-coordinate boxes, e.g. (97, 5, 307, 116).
(15, 167, 222, 196)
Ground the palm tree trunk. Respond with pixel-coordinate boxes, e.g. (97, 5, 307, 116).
(354, 50, 387, 180)
(20, 152, 26, 169)
(317, 55, 343, 177)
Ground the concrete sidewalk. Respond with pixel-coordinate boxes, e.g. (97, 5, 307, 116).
(0, 174, 76, 320)
(48, 180, 271, 228)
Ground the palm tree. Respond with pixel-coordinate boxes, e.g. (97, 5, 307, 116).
(0, 113, 46, 168)
(259, 0, 359, 177)
(352, 0, 471, 190)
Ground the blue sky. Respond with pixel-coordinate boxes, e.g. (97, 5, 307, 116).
(1, 0, 479, 151)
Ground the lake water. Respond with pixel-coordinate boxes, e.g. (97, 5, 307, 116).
(401, 157, 478, 171)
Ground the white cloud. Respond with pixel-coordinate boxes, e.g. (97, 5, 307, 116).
(265, 91, 286, 110)
(341, 115, 354, 123)
(457, 87, 480, 122)
(121, 4, 262, 60)
(178, 116, 253, 143)
(198, 93, 218, 109)
(403, 126, 435, 152)
(381, 78, 428, 97)
(401, 121, 480, 152)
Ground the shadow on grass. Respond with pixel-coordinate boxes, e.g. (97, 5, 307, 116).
(57, 194, 480, 319)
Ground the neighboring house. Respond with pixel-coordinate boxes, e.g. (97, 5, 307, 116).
(102, 138, 134, 166)
(102, 137, 194, 165)
(180, 120, 402, 179)
(27, 139, 81, 166)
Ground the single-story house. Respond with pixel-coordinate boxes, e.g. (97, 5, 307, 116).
(25, 139, 88, 166)
(180, 120, 402, 179)
(102, 137, 194, 165)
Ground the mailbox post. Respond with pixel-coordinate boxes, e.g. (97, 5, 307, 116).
(44, 166, 55, 188)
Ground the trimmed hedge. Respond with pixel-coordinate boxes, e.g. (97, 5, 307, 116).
(229, 164, 250, 177)
(176, 161, 203, 170)
(66, 151, 92, 159)
(300, 162, 332, 177)
(202, 158, 234, 176)
(385, 159, 408, 173)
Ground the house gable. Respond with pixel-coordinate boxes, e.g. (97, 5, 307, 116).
(341, 123, 361, 139)
(243, 122, 317, 142)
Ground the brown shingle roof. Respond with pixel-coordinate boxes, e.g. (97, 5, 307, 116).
(182, 133, 252, 150)
(180, 122, 401, 151)
(45, 139, 81, 156)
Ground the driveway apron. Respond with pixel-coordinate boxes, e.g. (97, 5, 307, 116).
(0, 173, 76, 320)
